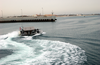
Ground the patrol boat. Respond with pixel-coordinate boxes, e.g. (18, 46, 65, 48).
(19, 27, 45, 36)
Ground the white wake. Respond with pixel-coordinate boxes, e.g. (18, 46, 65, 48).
(0, 31, 87, 65)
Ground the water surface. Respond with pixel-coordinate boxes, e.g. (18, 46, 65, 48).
(0, 15, 100, 65)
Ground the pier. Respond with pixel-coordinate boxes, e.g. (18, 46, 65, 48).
(0, 16, 57, 23)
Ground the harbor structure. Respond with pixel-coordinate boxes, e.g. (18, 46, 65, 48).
(0, 16, 57, 23)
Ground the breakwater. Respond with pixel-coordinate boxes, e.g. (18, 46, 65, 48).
(0, 16, 57, 23)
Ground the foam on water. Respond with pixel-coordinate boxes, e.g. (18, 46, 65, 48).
(0, 31, 87, 65)
(0, 31, 19, 40)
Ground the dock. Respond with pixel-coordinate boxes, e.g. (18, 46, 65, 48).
(0, 16, 57, 23)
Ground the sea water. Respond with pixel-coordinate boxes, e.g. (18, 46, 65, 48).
(0, 15, 100, 65)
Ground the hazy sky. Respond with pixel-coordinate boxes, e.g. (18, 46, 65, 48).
(0, 0, 100, 17)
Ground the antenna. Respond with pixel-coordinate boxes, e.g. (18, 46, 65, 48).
(52, 10, 53, 16)
(1, 10, 3, 18)
(42, 8, 43, 15)
(21, 9, 23, 16)
(21, 9, 23, 27)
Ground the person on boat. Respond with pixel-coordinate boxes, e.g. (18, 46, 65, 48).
(20, 27, 24, 34)
(32, 30, 35, 35)
(37, 29, 40, 33)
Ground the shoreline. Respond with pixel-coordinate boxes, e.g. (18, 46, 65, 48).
(0, 15, 99, 23)
(56, 14, 100, 17)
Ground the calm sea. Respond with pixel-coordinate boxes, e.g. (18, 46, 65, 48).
(0, 15, 100, 65)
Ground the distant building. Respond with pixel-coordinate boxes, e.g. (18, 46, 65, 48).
(44, 14, 56, 16)
(33, 14, 37, 17)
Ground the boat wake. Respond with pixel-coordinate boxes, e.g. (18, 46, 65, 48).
(0, 31, 87, 65)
